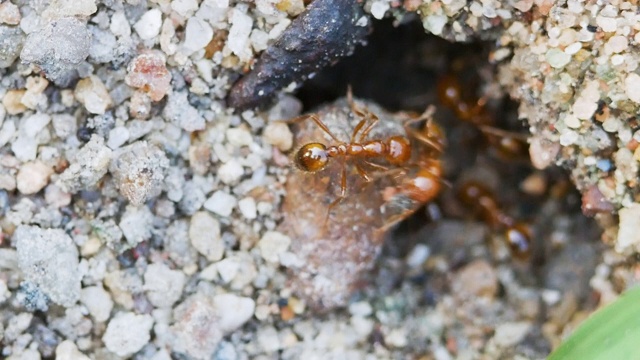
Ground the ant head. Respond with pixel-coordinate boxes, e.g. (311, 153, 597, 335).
(295, 143, 328, 172)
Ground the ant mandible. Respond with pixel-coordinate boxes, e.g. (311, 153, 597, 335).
(289, 89, 444, 222)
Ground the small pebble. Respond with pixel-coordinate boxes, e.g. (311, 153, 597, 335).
(238, 197, 257, 219)
(218, 159, 244, 184)
(103, 312, 154, 357)
(493, 322, 531, 347)
(16, 161, 53, 195)
(74, 75, 113, 114)
(55, 340, 90, 360)
(0, 2, 21, 25)
(14, 225, 81, 307)
(257, 231, 291, 263)
(80, 286, 113, 323)
(133, 9, 163, 40)
(203, 190, 237, 217)
(144, 263, 187, 308)
(125, 52, 172, 101)
(58, 135, 112, 193)
(189, 211, 224, 261)
(263, 122, 293, 151)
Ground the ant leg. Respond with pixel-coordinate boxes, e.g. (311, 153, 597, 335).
(325, 157, 348, 224)
(355, 163, 372, 182)
(287, 113, 341, 143)
(346, 85, 369, 119)
(358, 117, 379, 142)
(351, 118, 368, 143)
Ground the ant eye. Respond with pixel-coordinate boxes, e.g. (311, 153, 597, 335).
(296, 143, 328, 172)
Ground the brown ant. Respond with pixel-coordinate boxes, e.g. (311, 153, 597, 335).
(439, 72, 533, 259)
(290, 90, 445, 223)
(437, 73, 529, 162)
(458, 181, 532, 260)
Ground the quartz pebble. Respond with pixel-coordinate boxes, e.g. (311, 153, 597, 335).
(2, 89, 26, 115)
(203, 190, 237, 217)
(189, 211, 224, 261)
(0, 2, 20, 25)
(0, 25, 24, 68)
(74, 75, 113, 114)
(20, 17, 91, 86)
(163, 91, 206, 132)
(133, 9, 163, 40)
(238, 197, 257, 219)
(109, 141, 169, 205)
(166, 293, 255, 359)
(258, 231, 291, 263)
(125, 52, 172, 101)
(143, 262, 186, 308)
(119, 205, 154, 248)
(58, 135, 112, 193)
(80, 286, 113, 323)
(263, 121, 293, 151)
(55, 340, 90, 360)
(183, 17, 213, 54)
(14, 225, 81, 307)
(218, 159, 244, 184)
(42, 0, 97, 19)
(16, 161, 53, 195)
(616, 204, 640, 253)
(493, 322, 531, 347)
(103, 312, 154, 357)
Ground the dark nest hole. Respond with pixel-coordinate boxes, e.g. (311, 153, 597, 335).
(295, 15, 601, 304)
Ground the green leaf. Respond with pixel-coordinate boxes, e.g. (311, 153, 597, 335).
(548, 286, 640, 360)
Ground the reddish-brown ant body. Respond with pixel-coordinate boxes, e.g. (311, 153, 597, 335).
(290, 91, 444, 222)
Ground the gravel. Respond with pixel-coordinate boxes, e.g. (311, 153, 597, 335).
(0, 1, 632, 359)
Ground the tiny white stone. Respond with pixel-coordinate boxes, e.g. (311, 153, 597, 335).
(406, 244, 431, 268)
(263, 121, 293, 151)
(238, 197, 257, 219)
(546, 48, 571, 69)
(605, 35, 628, 54)
(625, 73, 640, 104)
(80, 286, 113, 322)
(228, 8, 253, 61)
(616, 204, 640, 253)
(423, 14, 447, 36)
(493, 322, 531, 347)
(103, 312, 154, 357)
(16, 161, 52, 194)
(212, 293, 255, 333)
(171, 0, 199, 17)
(56, 340, 90, 360)
(218, 159, 244, 184)
(183, 17, 213, 54)
(216, 258, 240, 283)
(107, 126, 130, 149)
(226, 127, 253, 147)
(110, 11, 131, 37)
(134, 9, 163, 40)
(370, 1, 389, 20)
(257, 231, 291, 263)
(564, 42, 582, 55)
(596, 15, 617, 33)
(204, 190, 237, 217)
(144, 262, 187, 307)
(189, 211, 224, 261)
(563, 113, 581, 129)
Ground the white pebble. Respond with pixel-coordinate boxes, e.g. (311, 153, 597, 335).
(183, 17, 213, 54)
(16, 161, 52, 195)
(110, 11, 131, 37)
(625, 73, 640, 104)
(103, 312, 154, 357)
(238, 197, 257, 219)
(616, 204, 640, 253)
(80, 286, 113, 322)
(171, 0, 199, 17)
(226, 127, 253, 147)
(212, 293, 256, 333)
(370, 1, 389, 20)
(493, 322, 531, 347)
(218, 159, 244, 184)
(74, 75, 113, 114)
(257, 231, 291, 263)
(144, 262, 187, 307)
(56, 340, 90, 360)
(134, 9, 163, 40)
(107, 126, 130, 149)
(228, 8, 253, 61)
(189, 211, 224, 261)
(546, 48, 571, 69)
(263, 121, 293, 151)
(204, 190, 237, 217)
(605, 35, 628, 54)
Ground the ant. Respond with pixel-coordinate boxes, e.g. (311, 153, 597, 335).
(437, 73, 529, 162)
(289, 90, 445, 223)
(458, 181, 533, 260)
